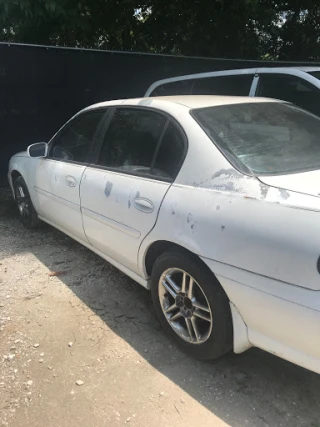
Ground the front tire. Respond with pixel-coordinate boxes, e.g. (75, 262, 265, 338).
(151, 250, 233, 360)
(13, 176, 40, 229)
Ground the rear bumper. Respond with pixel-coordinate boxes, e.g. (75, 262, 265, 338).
(202, 257, 320, 374)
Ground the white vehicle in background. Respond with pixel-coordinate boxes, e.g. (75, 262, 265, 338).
(145, 67, 320, 117)
(8, 95, 320, 375)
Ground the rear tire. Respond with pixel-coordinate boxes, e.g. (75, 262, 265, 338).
(151, 250, 233, 360)
(13, 176, 40, 229)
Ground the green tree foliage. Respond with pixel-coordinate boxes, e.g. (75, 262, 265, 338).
(0, 0, 319, 60)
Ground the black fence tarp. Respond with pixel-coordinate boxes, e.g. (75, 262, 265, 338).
(1, 42, 320, 186)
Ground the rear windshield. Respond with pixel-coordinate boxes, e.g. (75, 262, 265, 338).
(192, 102, 320, 176)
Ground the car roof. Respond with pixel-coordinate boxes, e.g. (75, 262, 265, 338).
(247, 66, 320, 72)
(152, 66, 320, 78)
(288, 66, 320, 72)
(86, 95, 280, 112)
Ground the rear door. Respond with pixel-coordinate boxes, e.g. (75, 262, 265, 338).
(80, 107, 186, 274)
(33, 109, 106, 241)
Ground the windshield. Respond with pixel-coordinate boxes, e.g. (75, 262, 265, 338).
(309, 71, 320, 80)
(192, 102, 320, 176)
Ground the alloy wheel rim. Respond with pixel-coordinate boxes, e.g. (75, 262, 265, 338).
(158, 268, 213, 344)
(15, 186, 30, 221)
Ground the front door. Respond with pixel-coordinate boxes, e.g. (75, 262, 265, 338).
(33, 109, 106, 241)
(80, 107, 186, 274)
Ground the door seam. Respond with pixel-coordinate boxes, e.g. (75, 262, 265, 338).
(79, 166, 92, 244)
(136, 182, 173, 278)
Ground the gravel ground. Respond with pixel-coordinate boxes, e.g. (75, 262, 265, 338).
(0, 188, 320, 427)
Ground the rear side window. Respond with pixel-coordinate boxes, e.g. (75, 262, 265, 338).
(149, 80, 194, 97)
(97, 108, 166, 175)
(192, 74, 254, 96)
(49, 111, 105, 163)
(153, 122, 185, 179)
(257, 74, 320, 117)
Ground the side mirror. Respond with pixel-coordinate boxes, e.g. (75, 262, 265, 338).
(27, 142, 48, 158)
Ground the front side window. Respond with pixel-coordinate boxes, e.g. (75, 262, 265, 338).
(97, 108, 166, 175)
(49, 111, 105, 163)
(256, 74, 320, 117)
(192, 74, 254, 96)
(192, 102, 320, 176)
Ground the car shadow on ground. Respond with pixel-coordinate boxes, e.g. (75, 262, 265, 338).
(1, 189, 320, 427)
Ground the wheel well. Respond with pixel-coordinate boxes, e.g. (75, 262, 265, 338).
(145, 240, 211, 278)
(11, 170, 22, 184)
(145, 240, 234, 353)
(145, 241, 181, 276)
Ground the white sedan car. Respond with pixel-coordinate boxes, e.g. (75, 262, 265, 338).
(8, 95, 320, 374)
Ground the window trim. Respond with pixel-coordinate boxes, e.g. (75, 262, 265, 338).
(250, 74, 259, 96)
(150, 119, 169, 173)
(46, 107, 110, 166)
(90, 105, 188, 183)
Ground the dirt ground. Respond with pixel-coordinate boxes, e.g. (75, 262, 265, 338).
(0, 189, 320, 427)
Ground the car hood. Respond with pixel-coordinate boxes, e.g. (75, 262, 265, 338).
(258, 170, 320, 198)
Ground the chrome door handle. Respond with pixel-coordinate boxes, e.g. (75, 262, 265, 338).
(65, 175, 77, 187)
(133, 197, 154, 213)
